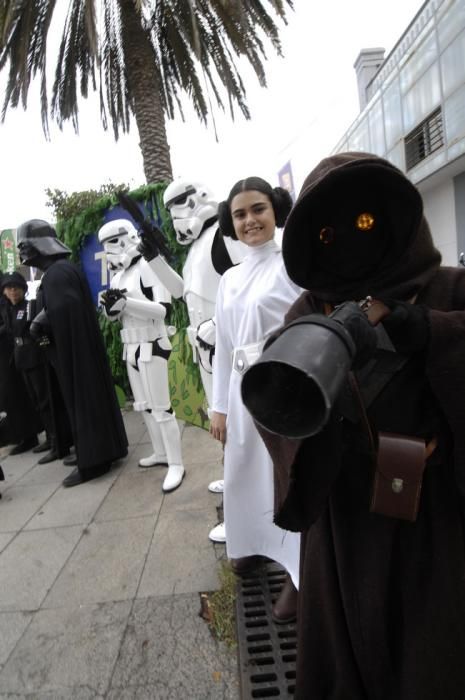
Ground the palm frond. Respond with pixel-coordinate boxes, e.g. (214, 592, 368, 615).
(149, 0, 293, 124)
(0, 0, 294, 178)
(0, 0, 56, 137)
(51, 0, 98, 132)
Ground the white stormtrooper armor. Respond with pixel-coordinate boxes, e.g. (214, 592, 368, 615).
(98, 218, 185, 493)
(163, 180, 247, 542)
(163, 180, 247, 407)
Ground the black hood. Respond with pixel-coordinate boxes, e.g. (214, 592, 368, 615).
(0, 271, 27, 292)
(282, 152, 441, 302)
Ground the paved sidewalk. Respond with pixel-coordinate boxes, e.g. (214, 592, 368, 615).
(0, 410, 239, 699)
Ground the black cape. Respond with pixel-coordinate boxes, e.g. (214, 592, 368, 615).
(41, 259, 127, 473)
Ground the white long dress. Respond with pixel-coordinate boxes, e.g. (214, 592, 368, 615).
(212, 239, 302, 587)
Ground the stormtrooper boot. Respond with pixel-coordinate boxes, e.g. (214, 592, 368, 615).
(157, 412, 185, 492)
(139, 411, 168, 468)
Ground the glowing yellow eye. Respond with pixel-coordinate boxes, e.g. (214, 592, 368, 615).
(356, 212, 375, 231)
(319, 226, 335, 244)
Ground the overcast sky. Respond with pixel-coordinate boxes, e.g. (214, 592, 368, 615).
(0, 0, 424, 230)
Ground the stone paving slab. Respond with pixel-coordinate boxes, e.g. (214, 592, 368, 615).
(0, 611, 33, 668)
(1, 452, 41, 486)
(108, 594, 239, 700)
(162, 463, 222, 515)
(137, 507, 224, 597)
(123, 412, 147, 446)
(181, 423, 224, 468)
(15, 459, 77, 485)
(118, 443, 159, 475)
(94, 466, 165, 523)
(0, 691, 103, 700)
(0, 601, 132, 697)
(0, 686, 104, 700)
(0, 411, 239, 698)
(42, 517, 155, 608)
(25, 475, 116, 530)
(0, 482, 59, 532)
(0, 531, 15, 553)
(0, 526, 83, 612)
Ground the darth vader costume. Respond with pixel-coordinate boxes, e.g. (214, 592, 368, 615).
(16, 219, 128, 487)
(254, 153, 465, 699)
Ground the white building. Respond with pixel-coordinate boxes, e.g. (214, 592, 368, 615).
(333, 0, 465, 265)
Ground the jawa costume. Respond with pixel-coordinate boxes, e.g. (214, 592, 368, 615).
(16, 220, 128, 487)
(256, 153, 465, 699)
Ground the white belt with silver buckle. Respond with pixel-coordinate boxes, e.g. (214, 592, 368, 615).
(120, 326, 158, 344)
(232, 341, 264, 375)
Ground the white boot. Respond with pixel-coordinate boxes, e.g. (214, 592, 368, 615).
(139, 453, 168, 467)
(139, 454, 168, 468)
(163, 464, 185, 492)
(140, 411, 168, 468)
(209, 522, 226, 543)
(157, 411, 186, 493)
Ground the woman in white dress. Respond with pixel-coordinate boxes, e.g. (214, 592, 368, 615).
(210, 177, 302, 623)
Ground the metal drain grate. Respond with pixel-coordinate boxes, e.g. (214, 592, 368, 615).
(235, 562, 297, 698)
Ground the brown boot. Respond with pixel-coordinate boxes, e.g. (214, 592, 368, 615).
(230, 555, 264, 576)
(271, 574, 298, 624)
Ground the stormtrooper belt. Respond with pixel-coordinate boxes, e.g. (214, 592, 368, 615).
(120, 326, 158, 344)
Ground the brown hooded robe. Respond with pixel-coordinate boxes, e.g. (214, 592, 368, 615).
(259, 153, 465, 700)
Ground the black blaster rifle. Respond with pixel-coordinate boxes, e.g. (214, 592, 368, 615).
(116, 191, 172, 262)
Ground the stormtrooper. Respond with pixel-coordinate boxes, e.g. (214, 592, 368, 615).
(161, 180, 247, 540)
(98, 218, 185, 493)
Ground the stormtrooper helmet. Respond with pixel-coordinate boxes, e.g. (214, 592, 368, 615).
(163, 180, 218, 245)
(98, 219, 140, 271)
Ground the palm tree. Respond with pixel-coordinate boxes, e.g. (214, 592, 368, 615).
(0, 0, 293, 183)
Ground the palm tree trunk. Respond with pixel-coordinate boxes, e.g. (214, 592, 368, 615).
(119, 0, 173, 184)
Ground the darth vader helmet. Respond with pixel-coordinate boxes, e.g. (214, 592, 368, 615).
(163, 179, 218, 245)
(16, 219, 71, 267)
(98, 219, 140, 271)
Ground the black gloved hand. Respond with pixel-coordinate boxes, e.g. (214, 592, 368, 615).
(330, 301, 378, 369)
(379, 300, 430, 354)
(136, 227, 161, 262)
(29, 308, 52, 346)
(101, 288, 127, 317)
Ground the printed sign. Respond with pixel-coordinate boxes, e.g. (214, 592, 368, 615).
(278, 161, 296, 202)
(0, 229, 17, 273)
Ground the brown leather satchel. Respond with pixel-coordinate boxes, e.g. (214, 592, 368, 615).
(370, 432, 427, 522)
(348, 373, 436, 523)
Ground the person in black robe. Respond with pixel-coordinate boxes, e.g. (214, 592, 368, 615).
(16, 219, 128, 487)
(0, 276, 43, 454)
(0, 271, 60, 460)
(251, 153, 465, 699)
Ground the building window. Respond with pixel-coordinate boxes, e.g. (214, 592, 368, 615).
(404, 108, 444, 170)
